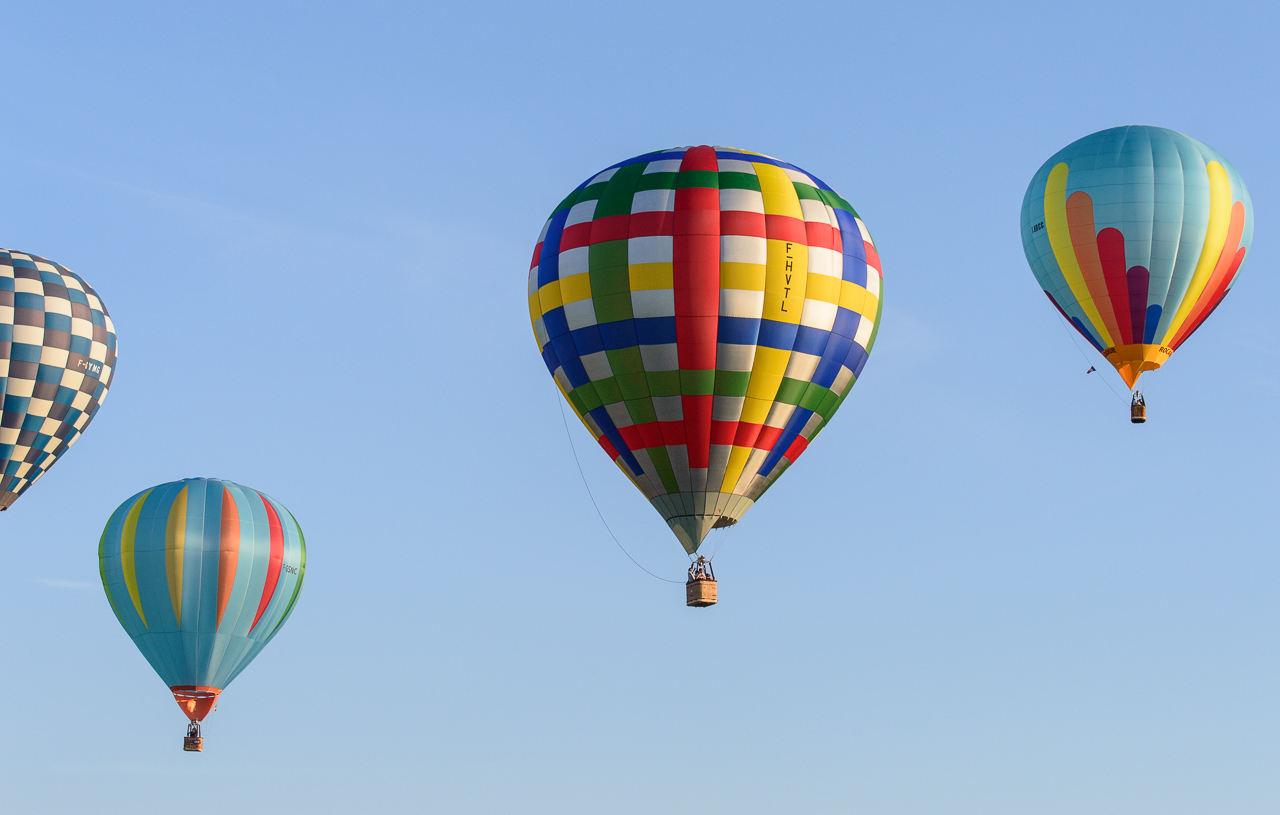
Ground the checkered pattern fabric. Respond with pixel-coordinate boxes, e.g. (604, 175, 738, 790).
(528, 147, 882, 553)
(1, 250, 117, 510)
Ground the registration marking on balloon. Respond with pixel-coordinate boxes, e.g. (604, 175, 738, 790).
(529, 146, 882, 554)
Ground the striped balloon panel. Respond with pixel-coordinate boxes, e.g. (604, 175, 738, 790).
(0, 250, 117, 510)
(528, 146, 881, 553)
(1020, 127, 1252, 368)
(99, 478, 306, 691)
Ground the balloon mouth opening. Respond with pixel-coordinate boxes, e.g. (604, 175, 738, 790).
(712, 517, 738, 529)
(171, 686, 221, 722)
(1104, 343, 1171, 389)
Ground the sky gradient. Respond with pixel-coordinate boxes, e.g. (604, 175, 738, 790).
(1, 1, 1278, 813)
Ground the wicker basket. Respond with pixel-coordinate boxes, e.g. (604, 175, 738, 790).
(1130, 404, 1147, 423)
(686, 579, 717, 607)
(183, 736, 204, 752)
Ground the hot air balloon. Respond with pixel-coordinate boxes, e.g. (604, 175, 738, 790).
(99, 478, 306, 751)
(527, 146, 882, 605)
(1, 249, 117, 509)
(1020, 126, 1253, 422)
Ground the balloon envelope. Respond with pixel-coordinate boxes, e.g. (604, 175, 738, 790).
(528, 146, 882, 553)
(1, 250, 117, 510)
(99, 478, 306, 720)
(1020, 126, 1253, 387)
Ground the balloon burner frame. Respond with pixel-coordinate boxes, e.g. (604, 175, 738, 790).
(1130, 391, 1147, 424)
(183, 721, 203, 752)
(686, 556, 717, 607)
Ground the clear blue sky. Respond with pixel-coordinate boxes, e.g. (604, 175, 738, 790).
(2, 1, 1277, 812)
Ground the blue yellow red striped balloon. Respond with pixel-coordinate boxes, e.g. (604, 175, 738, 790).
(99, 478, 306, 721)
(1, 250, 117, 511)
(1021, 126, 1253, 388)
(528, 146, 882, 553)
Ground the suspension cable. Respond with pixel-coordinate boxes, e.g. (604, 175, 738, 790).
(1053, 312, 1128, 403)
(554, 391, 683, 584)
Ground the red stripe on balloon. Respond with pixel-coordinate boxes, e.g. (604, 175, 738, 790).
(732, 422, 762, 449)
(709, 420, 737, 446)
(628, 210, 674, 238)
(616, 425, 641, 450)
(864, 242, 881, 274)
(783, 435, 809, 463)
(730, 422, 787, 452)
(638, 422, 665, 449)
(1096, 227, 1132, 344)
(657, 420, 688, 446)
(1170, 202, 1247, 349)
(755, 425, 784, 451)
(764, 214, 807, 244)
(719, 210, 765, 238)
(597, 434, 621, 461)
(1171, 245, 1246, 350)
(804, 221, 835, 250)
(248, 495, 285, 633)
(674, 146, 719, 470)
(732, 419, 788, 450)
(589, 214, 630, 244)
(618, 420, 703, 452)
(558, 222, 593, 251)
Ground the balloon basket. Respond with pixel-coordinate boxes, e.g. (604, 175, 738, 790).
(686, 556, 717, 607)
(183, 721, 203, 752)
(1130, 392, 1147, 424)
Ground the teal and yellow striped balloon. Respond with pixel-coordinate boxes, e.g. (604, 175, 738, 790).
(99, 478, 306, 722)
(1021, 126, 1253, 390)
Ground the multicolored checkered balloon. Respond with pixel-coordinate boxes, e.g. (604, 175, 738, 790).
(1, 250, 117, 510)
(528, 146, 882, 553)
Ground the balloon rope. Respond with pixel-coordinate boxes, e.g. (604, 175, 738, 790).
(554, 391, 684, 584)
(703, 522, 732, 562)
(1053, 313, 1128, 403)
